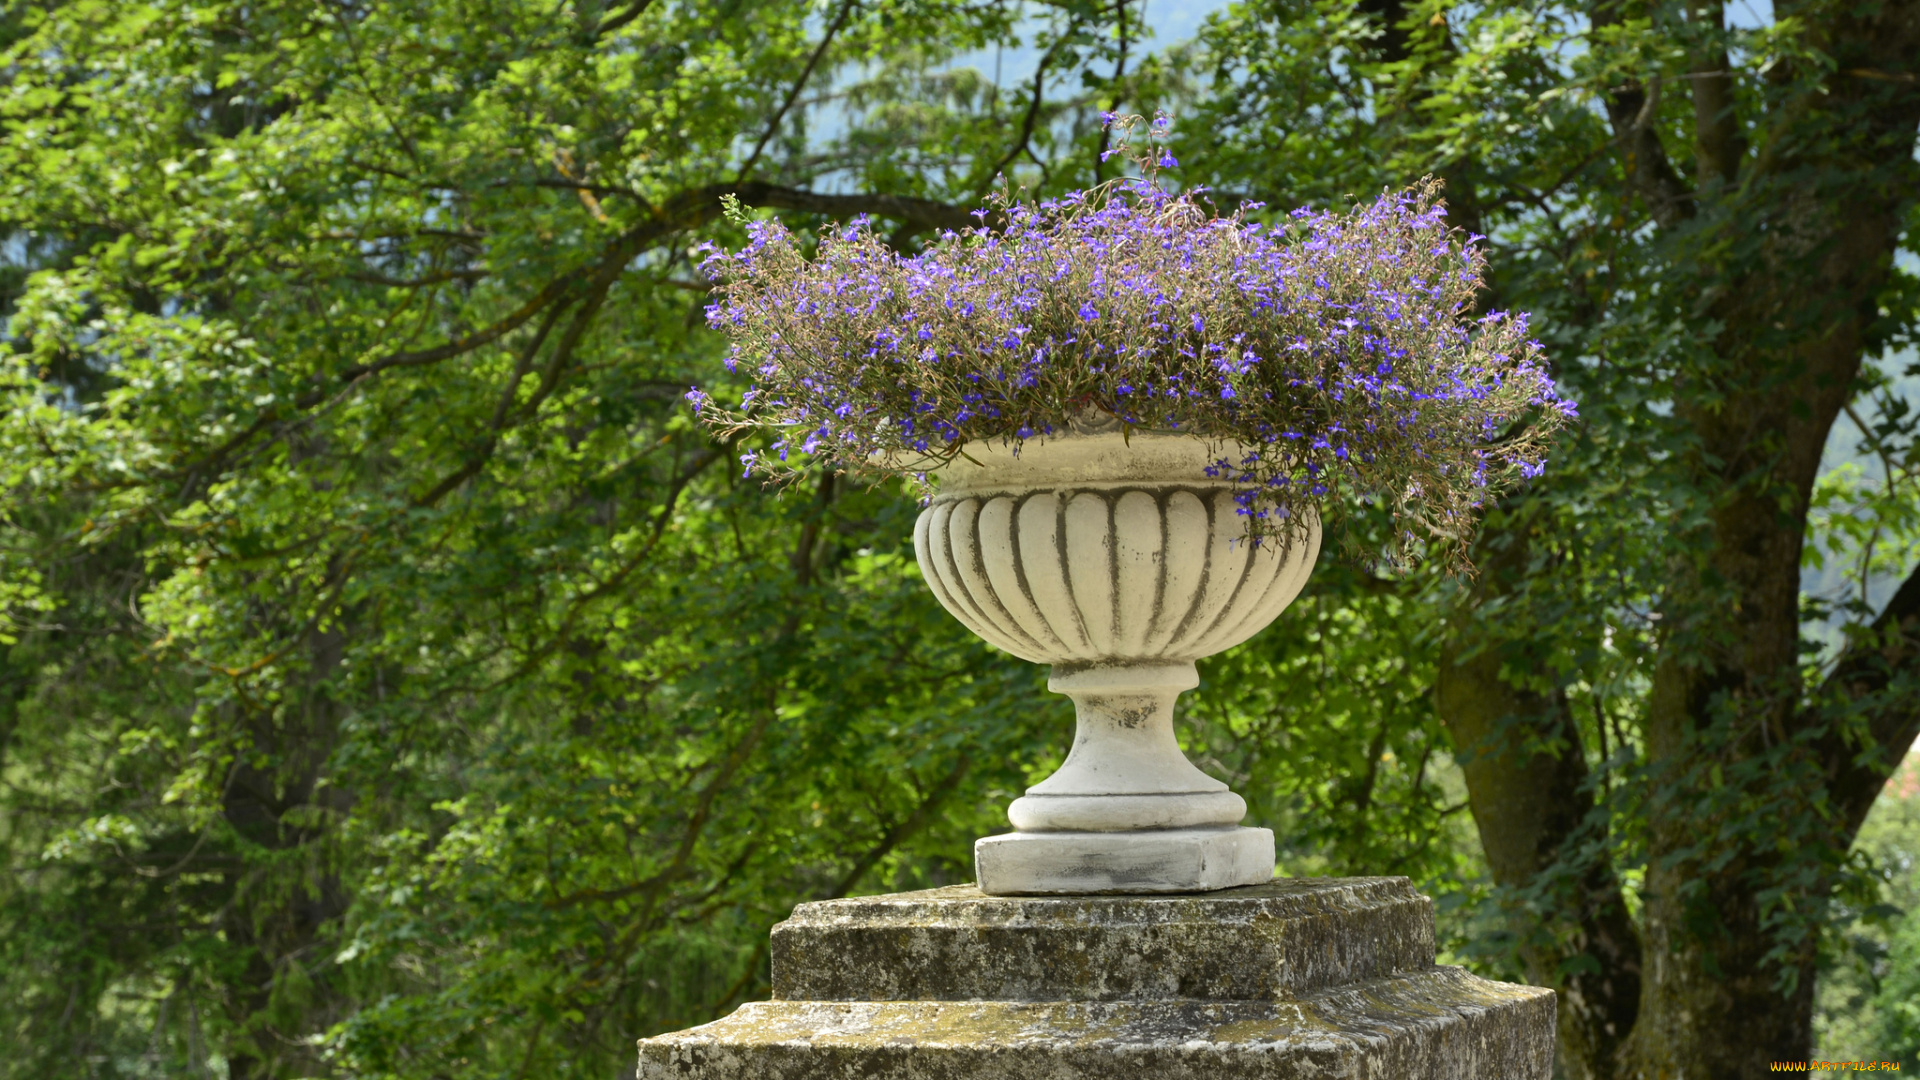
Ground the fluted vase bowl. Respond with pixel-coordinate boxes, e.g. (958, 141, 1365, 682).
(914, 430, 1320, 894)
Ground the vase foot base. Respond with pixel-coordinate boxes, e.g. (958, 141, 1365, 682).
(974, 826, 1274, 895)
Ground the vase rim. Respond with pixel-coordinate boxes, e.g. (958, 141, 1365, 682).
(916, 430, 1251, 494)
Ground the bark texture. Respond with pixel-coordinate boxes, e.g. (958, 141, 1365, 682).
(1437, 593, 1640, 1075)
(1434, 1, 1920, 1077)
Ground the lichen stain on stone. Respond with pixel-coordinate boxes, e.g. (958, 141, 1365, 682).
(647, 880, 1556, 1078)
(640, 983, 1555, 1078)
(772, 879, 1446, 1005)
(1199, 1005, 1338, 1046)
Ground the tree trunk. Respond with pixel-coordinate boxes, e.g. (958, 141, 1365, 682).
(219, 622, 355, 1079)
(1625, 2, 1920, 1070)
(1436, 2, 1920, 1076)
(1438, 527, 1640, 1080)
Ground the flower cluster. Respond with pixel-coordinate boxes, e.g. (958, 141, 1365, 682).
(687, 139, 1574, 561)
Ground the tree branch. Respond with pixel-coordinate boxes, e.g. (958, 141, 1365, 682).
(1686, 0, 1746, 188)
(825, 754, 971, 900)
(1810, 558, 1920, 837)
(593, 0, 657, 39)
(347, 268, 488, 288)
(342, 273, 578, 380)
(730, 182, 977, 232)
(972, 27, 1075, 200)
(1591, 1, 1695, 227)
(164, 183, 970, 489)
(734, 0, 856, 185)
(410, 296, 581, 507)
(489, 445, 722, 691)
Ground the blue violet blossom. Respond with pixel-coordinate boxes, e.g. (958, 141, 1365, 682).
(688, 116, 1575, 565)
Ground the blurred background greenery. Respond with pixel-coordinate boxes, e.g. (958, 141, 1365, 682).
(2, 0, 1917, 1075)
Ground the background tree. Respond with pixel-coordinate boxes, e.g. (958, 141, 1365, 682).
(1159, 0, 1920, 1073)
(0, 1, 1073, 1074)
(1, 1, 1917, 1079)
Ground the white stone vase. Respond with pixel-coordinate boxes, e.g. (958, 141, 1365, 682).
(913, 429, 1320, 894)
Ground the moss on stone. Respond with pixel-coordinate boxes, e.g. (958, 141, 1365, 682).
(639, 969, 1555, 1078)
(772, 879, 1436, 1004)
(638, 879, 1555, 1079)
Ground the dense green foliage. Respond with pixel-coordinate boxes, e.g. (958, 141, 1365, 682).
(2, 0, 1918, 1077)
(1818, 754, 1920, 1063)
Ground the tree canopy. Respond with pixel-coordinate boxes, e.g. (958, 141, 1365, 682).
(2, 0, 1918, 1078)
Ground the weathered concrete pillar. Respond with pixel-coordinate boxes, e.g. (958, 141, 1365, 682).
(637, 877, 1554, 1078)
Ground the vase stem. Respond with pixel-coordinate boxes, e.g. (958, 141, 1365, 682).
(1008, 662, 1246, 833)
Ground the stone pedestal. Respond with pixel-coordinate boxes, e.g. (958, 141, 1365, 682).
(637, 878, 1555, 1078)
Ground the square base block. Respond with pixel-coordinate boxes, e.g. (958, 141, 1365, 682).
(637, 880, 1556, 1080)
(768, 880, 1434, 1003)
(638, 967, 1555, 1079)
(974, 826, 1274, 895)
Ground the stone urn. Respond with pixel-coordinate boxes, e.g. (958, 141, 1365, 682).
(914, 428, 1319, 894)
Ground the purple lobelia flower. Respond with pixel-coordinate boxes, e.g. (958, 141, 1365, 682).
(688, 117, 1575, 565)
